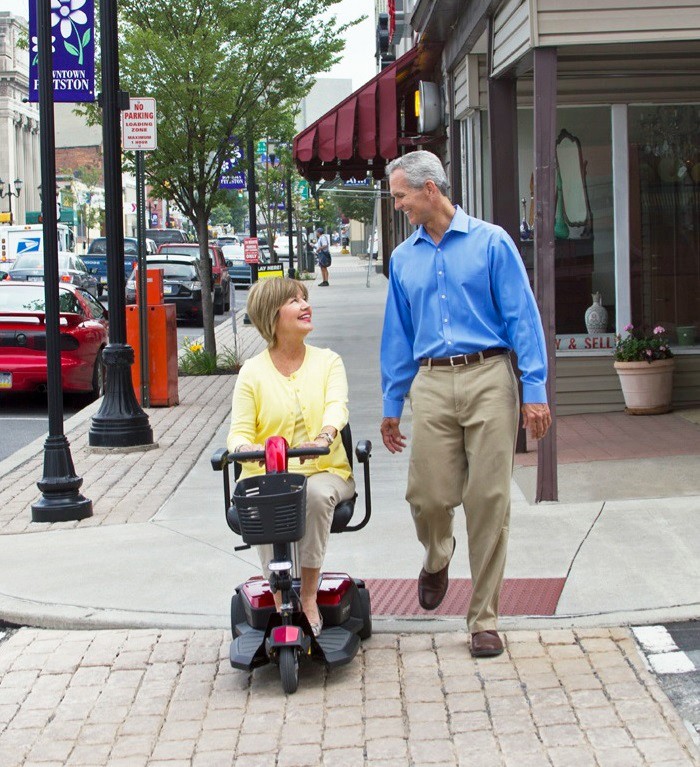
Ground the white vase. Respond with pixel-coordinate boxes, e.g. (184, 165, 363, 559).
(585, 292, 608, 334)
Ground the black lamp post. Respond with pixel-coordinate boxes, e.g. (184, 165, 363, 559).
(31, 0, 92, 523)
(0, 177, 23, 224)
(88, 0, 153, 448)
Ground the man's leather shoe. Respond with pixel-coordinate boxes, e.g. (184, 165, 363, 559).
(418, 538, 455, 610)
(470, 630, 504, 657)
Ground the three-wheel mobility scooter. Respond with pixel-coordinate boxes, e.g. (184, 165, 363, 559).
(211, 425, 372, 693)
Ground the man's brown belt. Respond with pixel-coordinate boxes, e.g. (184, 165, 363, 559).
(419, 348, 508, 367)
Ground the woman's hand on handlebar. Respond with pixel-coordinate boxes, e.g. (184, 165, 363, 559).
(296, 439, 330, 463)
(234, 443, 265, 464)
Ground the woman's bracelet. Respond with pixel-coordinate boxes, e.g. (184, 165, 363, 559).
(316, 432, 334, 446)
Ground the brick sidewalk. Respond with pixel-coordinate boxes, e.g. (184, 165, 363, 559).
(0, 627, 697, 767)
(0, 314, 264, 536)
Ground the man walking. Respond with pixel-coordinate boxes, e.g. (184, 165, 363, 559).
(380, 151, 551, 657)
(315, 226, 331, 286)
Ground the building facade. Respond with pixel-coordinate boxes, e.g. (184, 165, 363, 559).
(0, 12, 40, 226)
(410, 0, 700, 414)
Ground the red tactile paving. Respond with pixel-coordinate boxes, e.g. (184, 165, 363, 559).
(516, 411, 700, 466)
(365, 578, 566, 617)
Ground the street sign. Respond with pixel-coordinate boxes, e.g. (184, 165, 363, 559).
(256, 140, 266, 155)
(257, 263, 284, 280)
(243, 237, 259, 264)
(122, 97, 157, 151)
(125, 202, 137, 214)
(220, 169, 246, 190)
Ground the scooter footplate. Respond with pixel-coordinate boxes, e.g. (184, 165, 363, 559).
(230, 631, 266, 670)
(315, 627, 360, 668)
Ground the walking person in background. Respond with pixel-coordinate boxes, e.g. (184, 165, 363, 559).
(315, 226, 332, 286)
(379, 150, 551, 658)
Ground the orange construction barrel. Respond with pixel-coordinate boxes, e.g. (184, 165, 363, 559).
(126, 303, 179, 406)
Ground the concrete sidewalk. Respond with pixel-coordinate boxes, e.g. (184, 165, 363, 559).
(0, 259, 698, 766)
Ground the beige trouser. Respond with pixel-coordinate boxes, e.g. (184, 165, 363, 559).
(258, 472, 356, 576)
(407, 354, 519, 633)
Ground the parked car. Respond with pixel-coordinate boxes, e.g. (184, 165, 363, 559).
(220, 243, 271, 287)
(145, 228, 190, 246)
(127, 257, 214, 322)
(8, 252, 99, 297)
(215, 235, 240, 246)
(273, 231, 308, 262)
(83, 237, 157, 296)
(0, 281, 108, 398)
(155, 242, 230, 314)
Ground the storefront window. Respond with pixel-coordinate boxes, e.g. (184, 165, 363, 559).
(628, 105, 700, 348)
(516, 106, 615, 347)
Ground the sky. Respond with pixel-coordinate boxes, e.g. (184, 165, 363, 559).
(3, 0, 378, 90)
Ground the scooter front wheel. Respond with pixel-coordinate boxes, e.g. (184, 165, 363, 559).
(279, 646, 299, 694)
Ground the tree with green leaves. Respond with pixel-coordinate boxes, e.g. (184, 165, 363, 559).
(111, 0, 359, 354)
(328, 188, 376, 226)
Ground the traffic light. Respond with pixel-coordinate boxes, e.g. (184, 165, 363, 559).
(376, 13, 389, 56)
(318, 197, 325, 210)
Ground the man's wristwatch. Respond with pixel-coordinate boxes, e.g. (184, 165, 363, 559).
(316, 432, 334, 446)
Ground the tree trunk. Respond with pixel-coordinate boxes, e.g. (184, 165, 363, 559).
(195, 210, 216, 357)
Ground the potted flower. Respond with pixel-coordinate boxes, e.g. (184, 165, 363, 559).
(613, 324, 674, 414)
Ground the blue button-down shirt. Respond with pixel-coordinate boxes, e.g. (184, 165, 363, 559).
(381, 206, 548, 418)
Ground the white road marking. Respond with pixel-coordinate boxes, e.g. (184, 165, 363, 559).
(0, 417, 48, 421)
(648, 651, 696, 675)
(633, 625, 678, 654)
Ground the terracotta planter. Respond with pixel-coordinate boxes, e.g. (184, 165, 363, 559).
(614, 358, 675, 415)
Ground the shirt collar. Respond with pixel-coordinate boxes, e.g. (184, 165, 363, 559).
(414, 205, 471, 245)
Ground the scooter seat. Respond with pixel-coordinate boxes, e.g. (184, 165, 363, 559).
(330, 496, 356, 533)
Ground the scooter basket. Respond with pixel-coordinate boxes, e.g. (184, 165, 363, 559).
(233, 473, 307, 545)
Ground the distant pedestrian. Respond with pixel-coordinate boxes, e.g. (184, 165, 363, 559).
(315, 226, 331, 286)
(380, 150, 551, 658)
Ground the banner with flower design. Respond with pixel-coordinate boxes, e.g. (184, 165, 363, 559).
(28, 0, 95, 103)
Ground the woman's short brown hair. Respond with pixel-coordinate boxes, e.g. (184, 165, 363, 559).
(246, 277, 309, 347)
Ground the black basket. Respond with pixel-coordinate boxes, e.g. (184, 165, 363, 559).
(232, 473, 307, 545)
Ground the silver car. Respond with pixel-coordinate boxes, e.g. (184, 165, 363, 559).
(8, 252, 99, 297)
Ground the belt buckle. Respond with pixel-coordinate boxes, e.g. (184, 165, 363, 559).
(449, 354, 467, 367)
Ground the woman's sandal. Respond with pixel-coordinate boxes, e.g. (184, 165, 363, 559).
(309, 614, 323, 637)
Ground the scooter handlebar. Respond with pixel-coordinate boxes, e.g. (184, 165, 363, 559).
(228, 446, 330, 463)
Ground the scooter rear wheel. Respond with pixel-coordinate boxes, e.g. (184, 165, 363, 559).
(358, 586, 372, 640)
(279, 646, 299, 694)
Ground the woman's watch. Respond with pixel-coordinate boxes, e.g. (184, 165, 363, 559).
(316, 432, 334, 446)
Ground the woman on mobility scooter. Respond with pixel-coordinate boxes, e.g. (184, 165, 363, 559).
(226, 277, 355, 637)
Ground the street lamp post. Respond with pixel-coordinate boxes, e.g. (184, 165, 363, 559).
(0, 177, 23, 224)
(31, 0, 91, 523)
(88, 0, 153, 448)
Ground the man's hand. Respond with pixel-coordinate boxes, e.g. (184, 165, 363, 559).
(381, 417, 407, 454)
(521, 403, 552, 441)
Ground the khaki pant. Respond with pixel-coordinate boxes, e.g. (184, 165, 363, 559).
(258, 472, 356, 575)
(407, 354, 519, 633)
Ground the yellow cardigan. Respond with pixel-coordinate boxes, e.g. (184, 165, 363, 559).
(226, 345, 352, 480)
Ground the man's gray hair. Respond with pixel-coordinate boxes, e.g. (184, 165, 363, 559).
(385, 151, 448, 195)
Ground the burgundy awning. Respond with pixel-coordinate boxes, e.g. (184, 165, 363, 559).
(293, 45, 436, 182)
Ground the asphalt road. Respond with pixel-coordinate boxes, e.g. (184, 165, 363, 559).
(0, 392, 82, 463)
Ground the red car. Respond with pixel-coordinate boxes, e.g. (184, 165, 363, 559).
(0, 282, 108, 398)
(156, 242, 230, 314)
